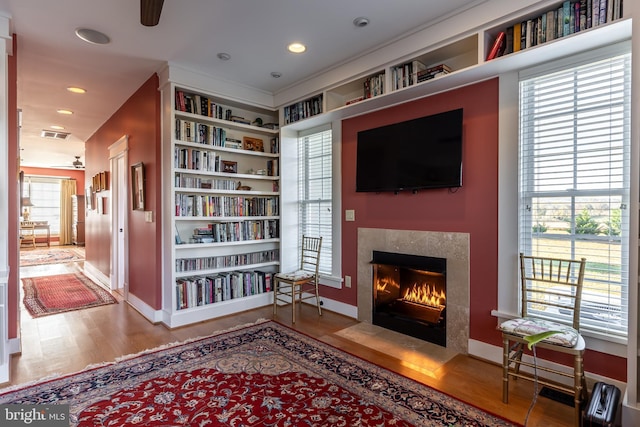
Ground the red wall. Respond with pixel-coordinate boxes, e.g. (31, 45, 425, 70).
(334, 78, 625, 381)
(338, 79, 499, 340)
(85, 74, 161, 309)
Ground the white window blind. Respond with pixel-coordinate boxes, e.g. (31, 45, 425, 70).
(298, 126, 332, 275)
(24, 176, 63, 235)
(519, 51, 631, 339)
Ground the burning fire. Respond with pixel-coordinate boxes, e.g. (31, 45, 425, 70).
(402, 282, 446, 308)
(376, 278, 398, 295)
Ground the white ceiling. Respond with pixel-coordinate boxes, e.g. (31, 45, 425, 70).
(0, 0, 485, 169)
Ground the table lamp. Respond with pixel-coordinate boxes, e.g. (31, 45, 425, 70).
(21, 197, 34, 221)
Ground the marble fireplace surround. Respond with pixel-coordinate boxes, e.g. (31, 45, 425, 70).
(357, 228, 470, 354)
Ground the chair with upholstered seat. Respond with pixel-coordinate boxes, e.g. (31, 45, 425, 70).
(273, 235, 322, 323)
(499, 253, 587, 427)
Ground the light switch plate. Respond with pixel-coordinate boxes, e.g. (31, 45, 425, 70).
(345, 209, 355, 221)
(145, 211, 153, 222)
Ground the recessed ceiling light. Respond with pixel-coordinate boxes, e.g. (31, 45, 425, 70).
(353, 17, 370, 27)
(217, 52, 231, 61)
(67, 87, 86, 94)
(50, 125, 65, 130)
(57, 109, 74, 115)
(270, 72, 282, 78)
(287, 42, 306, 54)
(75, 28, 111, 45)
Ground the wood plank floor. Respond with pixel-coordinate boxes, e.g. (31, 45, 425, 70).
(3, 253, 574, 426)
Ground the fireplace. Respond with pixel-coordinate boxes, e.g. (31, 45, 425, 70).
(372, 251, 447, 347)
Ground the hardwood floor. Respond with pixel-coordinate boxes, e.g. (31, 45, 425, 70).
(4, 253, 574, 426)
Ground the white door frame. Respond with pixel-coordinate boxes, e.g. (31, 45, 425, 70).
(108, 135, 128, 298)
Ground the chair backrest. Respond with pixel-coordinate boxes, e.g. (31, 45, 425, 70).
(519, 253, 586, 329)
(300, 235, 322, 276)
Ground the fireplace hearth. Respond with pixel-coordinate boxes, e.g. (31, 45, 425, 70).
(372, 251, 447, 347)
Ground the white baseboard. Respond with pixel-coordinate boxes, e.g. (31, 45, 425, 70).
(302, 293, 357, 319)
(82, 262, 110, 289)
(622, 391, 640, 427)
(126, 292, 163, 324)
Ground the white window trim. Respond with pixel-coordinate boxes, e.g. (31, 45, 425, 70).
(280, 120, 342, 289)
(495, 42, 632, 358)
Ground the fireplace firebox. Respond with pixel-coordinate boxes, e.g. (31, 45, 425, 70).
(372, 251, 446, 347)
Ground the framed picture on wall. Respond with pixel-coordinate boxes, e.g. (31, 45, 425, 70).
(131, 162, 145, 211)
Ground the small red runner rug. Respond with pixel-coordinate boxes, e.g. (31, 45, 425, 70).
(20, 247, 85, 267)
(22, 273, 117, 317)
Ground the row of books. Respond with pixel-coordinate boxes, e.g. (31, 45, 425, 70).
(175, 119, 229, 146)
(283, 94, 323, 124)
(391, 60, 425, 90)
(364, 72, 385, 100)
(189, 220, 279, 243)
(416, 64, 452, 83)
(487, 0, 624, 60)
(174, 174, 238, 191)
(175, 90, 233, 120)
(175, 249, 280, 273)
(174, 147, 222, 172)
(176, 195, 279, 218)
(176, 270, 274, 310)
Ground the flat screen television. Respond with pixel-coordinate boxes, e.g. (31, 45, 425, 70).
(356, 108, 463, 193)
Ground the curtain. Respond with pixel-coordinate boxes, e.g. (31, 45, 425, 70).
(59, 179, 77, 245)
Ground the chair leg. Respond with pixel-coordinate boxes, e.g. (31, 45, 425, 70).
(573, 353, 585, 427)
(291, 284, 297, 324)
(315, 282, 322, 316)
(502, 335, 510, 403)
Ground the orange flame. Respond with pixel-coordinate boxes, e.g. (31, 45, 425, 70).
(402, 282, 446, 308)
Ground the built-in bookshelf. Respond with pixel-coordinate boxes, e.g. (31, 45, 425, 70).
(283, 93, 323, 124)
(162, 84, 280, 327)
(281, 1, 628, 132)
(485, 0, 624, 61)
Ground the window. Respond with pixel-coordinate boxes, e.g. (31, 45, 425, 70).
(298, 126, 333, 275)
(519, 49, 631, 339)
(23, 176, 63, 235)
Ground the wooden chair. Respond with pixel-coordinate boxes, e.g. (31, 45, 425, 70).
(20, 221, 37, 248)
(499, 253, 587, 427)
(273, 235, 322, 323)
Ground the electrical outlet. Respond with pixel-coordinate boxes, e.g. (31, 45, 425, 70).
(345, 275, 352, 288)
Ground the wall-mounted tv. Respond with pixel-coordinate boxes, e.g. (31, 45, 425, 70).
(356, 108, 463, 193)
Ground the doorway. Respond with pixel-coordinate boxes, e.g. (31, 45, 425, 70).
(109, 135, 128, 298)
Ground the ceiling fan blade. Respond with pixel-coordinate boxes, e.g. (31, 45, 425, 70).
(141, 0, 164, 27)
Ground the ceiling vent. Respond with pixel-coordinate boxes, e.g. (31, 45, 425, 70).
(41, 130, 70, 140)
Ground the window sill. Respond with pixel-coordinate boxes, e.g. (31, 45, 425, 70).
(491, 309, 627, 358)
(319, 274, 342, 289)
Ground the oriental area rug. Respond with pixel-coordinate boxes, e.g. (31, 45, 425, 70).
(22, 273, 117, 318)
(19, 247, 85, 267)
(0, 320, 518, 427)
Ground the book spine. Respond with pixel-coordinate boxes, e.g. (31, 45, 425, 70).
(513, 23, 521, 51)
(487, 31, 506, 60)
(563, 1, 571, 36)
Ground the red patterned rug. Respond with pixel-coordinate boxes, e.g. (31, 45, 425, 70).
(0, 321, 519, 426)
(20, 247, 85, 267)
(22, 273, 117, 318)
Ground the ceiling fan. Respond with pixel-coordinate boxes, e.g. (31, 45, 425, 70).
(141, 0, 164, 27)
(51, 156, 85, 169)
(72, 156, 85, 169)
